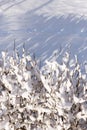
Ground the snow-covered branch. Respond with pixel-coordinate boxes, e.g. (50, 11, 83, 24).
(0, 50, 87, 130)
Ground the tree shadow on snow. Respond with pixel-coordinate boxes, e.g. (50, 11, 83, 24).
(0, 10, 87, 64)
(16, 12, 87, 63)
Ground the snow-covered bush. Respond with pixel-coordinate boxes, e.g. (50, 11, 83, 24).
(0, 50, 87, 130)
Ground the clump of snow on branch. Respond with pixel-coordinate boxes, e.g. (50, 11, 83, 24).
(0, 49, 87, 130)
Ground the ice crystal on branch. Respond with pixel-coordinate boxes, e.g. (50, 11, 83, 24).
(0, 50, 87, 130)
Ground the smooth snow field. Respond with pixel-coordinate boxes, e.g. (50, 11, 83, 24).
(0, 0, 87, 64)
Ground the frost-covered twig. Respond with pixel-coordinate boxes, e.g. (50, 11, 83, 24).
(0, 50, 87, 130)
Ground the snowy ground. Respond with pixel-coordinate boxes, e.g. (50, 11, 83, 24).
(0, 1, 87, 129)
(0, 0, 87, 64)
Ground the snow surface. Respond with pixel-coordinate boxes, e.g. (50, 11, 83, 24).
(0, 0, 87, 64)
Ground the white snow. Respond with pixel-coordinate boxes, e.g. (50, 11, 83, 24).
(0, 0, 87, 64)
